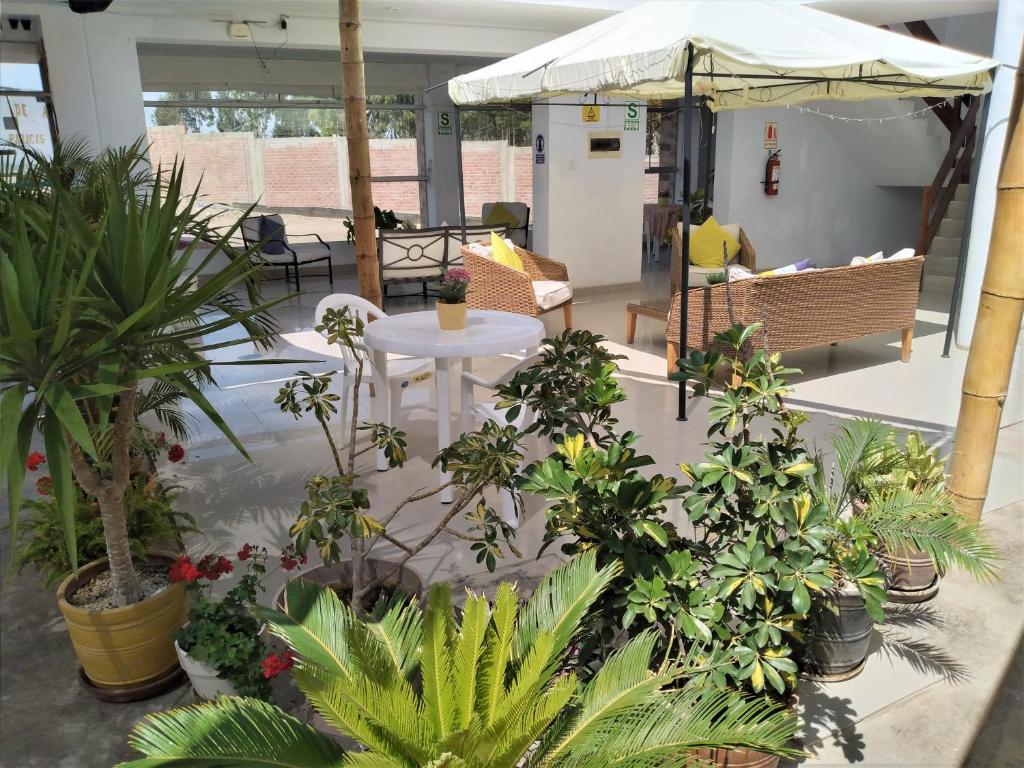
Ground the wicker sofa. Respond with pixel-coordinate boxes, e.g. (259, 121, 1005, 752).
(460, 243, 573, 328)
(665, 255, 925, 374)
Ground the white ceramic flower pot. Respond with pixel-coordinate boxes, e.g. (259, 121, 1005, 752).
(174, 640, 239, 699)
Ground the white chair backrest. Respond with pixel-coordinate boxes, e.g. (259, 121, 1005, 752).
(314, 294, 386, 374)
(379, 228, 448, 280)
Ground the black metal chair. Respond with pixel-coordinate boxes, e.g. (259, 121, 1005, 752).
(241, 214, 334, 291)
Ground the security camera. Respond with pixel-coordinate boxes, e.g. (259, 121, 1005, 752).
(69, 0, 115, 13)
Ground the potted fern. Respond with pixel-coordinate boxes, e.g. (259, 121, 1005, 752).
(1, 143, 291, 698)
(120, 553, 800, 766)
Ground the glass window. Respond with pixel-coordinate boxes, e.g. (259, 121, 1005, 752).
(456, 108, 533, 223)
(144, 91, 425, 228)
(1, 53, 55, 163)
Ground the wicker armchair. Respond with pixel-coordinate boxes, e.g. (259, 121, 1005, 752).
(665, 256, 925, 374)
(461, 243, 573, 328)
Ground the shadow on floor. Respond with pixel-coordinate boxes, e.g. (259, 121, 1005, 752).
(963, 629, 1024, 767)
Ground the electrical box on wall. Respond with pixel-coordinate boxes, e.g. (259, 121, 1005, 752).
(588, 132, 621, 158)
(227, 22, 251, 40)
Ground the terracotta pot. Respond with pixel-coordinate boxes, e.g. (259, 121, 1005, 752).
(803, 584, 873, 681)
(878, 542, 939, 603)
(56, 550, 187, 689)
(272, 558, 424, 611)
(689, 747, 780, 768)
(175, 639, 239, 699)
(436, 301, 467, 330)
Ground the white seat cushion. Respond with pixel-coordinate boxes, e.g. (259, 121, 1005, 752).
(533, 280, 573, 310)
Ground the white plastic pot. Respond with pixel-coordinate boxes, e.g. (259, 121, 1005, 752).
(174, 640, 239, 699)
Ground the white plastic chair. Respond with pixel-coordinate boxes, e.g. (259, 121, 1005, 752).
(460, 353, 543, 526)
(314, 294, 434, 436)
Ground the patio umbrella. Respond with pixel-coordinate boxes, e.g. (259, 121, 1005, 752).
(447, 0, 996, 418)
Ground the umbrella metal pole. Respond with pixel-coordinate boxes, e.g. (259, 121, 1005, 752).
(455, 106, 468, 243)
(677, 43, 694, 421)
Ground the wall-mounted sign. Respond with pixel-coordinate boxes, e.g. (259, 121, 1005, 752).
(535, 133, 545, 164)
(1, 97, 53, 162)
(624, 102, 641, 131)
(581, 104, 601, 123)
(437, 110, 452, 136)
(763, 121, 778, 149)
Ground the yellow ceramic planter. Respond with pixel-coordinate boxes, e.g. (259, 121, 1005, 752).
(56, 551, 187, 688)
(437, 301, 467, 330)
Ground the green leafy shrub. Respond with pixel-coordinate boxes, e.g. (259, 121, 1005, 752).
(677, 323, 832, 695)
(14, 473, 193, 588)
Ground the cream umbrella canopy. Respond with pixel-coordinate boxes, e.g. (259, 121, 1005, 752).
(449, 0, 995, 110)
(447, 0, 997, 418)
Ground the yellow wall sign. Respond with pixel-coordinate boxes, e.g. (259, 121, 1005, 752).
(581, 104, 602, 123)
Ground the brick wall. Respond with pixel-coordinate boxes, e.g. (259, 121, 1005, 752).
(263, 137, 342, 209)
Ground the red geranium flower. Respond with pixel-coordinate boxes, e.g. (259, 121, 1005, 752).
(154, 432, 167, 449)
(238, 543, 254, 561)
(279, 545, 308, 572)
(196, 554, 234, 580)
(169, 555, 201, 583)
(167, 444, 185, 463)
(260, 651, 295, 679)
(35, 476, 52, 496)
(26, 452, 46, 472)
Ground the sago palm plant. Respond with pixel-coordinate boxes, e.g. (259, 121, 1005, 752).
(825, 418, 999, 582)
(1, 148, 291, 606)
(120, 553, 799, 767)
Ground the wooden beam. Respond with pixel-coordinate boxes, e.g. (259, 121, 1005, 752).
(340, 0, 382, 307)
(947, 49, 1024, 520)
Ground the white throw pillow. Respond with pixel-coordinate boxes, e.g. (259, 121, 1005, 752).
(466, 243, 492, 258)
(850, 251, 884, 266)
(888, 248, 916, 261)
(533, 280, 573, 310)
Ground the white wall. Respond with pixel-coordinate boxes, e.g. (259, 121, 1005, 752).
(713, 103, 921, 270)
(533, 99, 646, 288)
(30, 8, 147, 152)
(423, 63, 462, 227)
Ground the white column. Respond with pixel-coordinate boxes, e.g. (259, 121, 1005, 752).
(423, 63, 461, 226)
(37, 9, 147, 153)
(956, 0, 1024, 348)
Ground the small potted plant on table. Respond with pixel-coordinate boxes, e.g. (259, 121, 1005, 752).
(436, 266, 470, 330)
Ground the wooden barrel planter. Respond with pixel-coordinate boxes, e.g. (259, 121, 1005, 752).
(878, 543, 939, 603)
(802, 585, 874, 681)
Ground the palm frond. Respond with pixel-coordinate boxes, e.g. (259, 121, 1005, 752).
(477, 581, 519, 727)
(569, 685, 801, 768)
(829, 418, 899, 510)
(861, 487, 1001, 580)
(119, 696, 346, 768)
(514, 550, 621, 671)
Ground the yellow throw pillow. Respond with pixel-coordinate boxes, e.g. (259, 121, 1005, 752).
(491, 231, 524, 272)
(690, 216, 741, 269)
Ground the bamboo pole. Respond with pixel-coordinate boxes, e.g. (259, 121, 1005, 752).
(947, 53, 1024, 521)
(340, 0, 381, 307)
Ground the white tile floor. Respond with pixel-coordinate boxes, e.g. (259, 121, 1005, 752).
(167, 265, 1023, 587)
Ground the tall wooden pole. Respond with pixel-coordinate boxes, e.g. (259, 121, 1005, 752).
(947, 53, 1024, 521)
(340, 0, 381, 307)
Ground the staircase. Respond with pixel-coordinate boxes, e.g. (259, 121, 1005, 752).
(921, 184, 970, 295)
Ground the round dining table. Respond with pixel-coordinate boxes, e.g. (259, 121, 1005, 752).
(362, 309, 545, 502)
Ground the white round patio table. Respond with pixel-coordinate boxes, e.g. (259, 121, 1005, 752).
(363, 310, 544, 502)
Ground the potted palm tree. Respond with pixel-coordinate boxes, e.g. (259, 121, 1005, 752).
(832, 421, 1000, 603)
(120, 553, 800, 766)
(1, 143, 290, 699)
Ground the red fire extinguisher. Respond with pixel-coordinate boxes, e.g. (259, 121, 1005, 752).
(763, 150, 781, 196)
